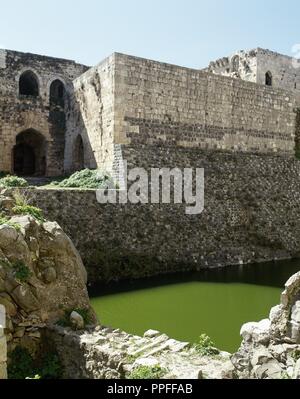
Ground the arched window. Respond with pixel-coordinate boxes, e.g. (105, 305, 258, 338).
(73, 135, 84, 171)
(19, 71, 39, 96)
(265, 71, 273, 87)
(50, 79, 65, 106)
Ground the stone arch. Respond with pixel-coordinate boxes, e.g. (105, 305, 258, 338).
(19, 70, 39, 96)
(265, 71, 273, 87)
(13, 129, 47, 176)
(50, 79, 65, 107)
(73, 135, 85, 171)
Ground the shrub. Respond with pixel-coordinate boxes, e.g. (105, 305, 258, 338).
(8, 347, 35, 379)
(292, 349, 300, 362)
(193, 334, 220, 356)
(0, 175, 28, 188)
(8, 347, 62, 380)
(13, 205, 44, 222)
(129, 365, 167, 380)
(38, 352, 62, 379)
(51, 169, 115, 189)
(12, 261, 32, 282)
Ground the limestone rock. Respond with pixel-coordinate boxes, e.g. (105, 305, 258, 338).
(253, 359, 283, 379)
(11, 285, 39, 312)
(143, 329, 161, 338)
(291, 301, 300, 323)
(250, 347, 273, 367)
(43, 267, 57, 284)
(240, 319, 271, 344)
(70, 311, 85, 330)
(293, 359, 300, 379)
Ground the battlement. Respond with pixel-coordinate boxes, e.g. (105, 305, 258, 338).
(207, 47, 300, 95)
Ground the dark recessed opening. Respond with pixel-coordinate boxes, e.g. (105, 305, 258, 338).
(13, 129, 46, 176)
(50, 79, 65, 107)
(19, 71, 39, 96)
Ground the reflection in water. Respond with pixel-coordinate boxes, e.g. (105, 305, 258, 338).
(90, 260, 300, 353)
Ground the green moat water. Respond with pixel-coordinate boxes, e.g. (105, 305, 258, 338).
(90, 260, 300, 353)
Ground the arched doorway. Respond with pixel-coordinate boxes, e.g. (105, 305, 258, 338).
(13, 130, 46, 176)
(73, 135, 85, 171)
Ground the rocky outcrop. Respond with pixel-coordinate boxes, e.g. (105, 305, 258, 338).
(0, 190, 94, 378)
(232, 272, 300, 379)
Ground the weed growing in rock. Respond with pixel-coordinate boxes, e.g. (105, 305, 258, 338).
(193, 334, 220, 357)
(13, 205, 44, 222)
(292, 349, 300, 362)
(129, 365, 167, 379)
(11, 191, 44, 222)
(12, 261, 32, 282)
(281, 371, 292, 379)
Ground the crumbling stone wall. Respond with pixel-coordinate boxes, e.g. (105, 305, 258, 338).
(0, 49, 88, 176)
(208, 48, 300, 101)
(207, 49, 258, 82)
(45, 272, 300, 380)
(19, 151, 300, 283)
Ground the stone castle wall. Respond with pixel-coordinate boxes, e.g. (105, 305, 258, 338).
(64, 55, 116, 174)
(113, 53, 297, 157)
(0, 50, 88, 175)
(20, 151, 300, 283)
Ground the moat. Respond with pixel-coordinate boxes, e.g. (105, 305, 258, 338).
(90, 260, 300, 353)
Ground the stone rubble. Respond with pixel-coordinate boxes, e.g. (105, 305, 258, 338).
(0, 191, 93, 378)
(232, 272, 300, 379)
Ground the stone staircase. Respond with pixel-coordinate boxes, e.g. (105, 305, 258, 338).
(47, 325, 235, 379)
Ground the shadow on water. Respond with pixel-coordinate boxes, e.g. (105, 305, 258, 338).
(89, 258, 300, 298)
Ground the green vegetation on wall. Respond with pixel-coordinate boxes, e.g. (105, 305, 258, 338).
(51, 169, 115, 189)
(129, 365, 168, 379)
(0, 175, 28, 188)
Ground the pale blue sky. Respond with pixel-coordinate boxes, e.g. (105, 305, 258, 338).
(0, 0, 299, 68)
